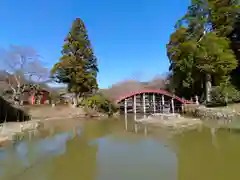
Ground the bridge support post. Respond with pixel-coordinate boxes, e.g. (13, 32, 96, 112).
(144, 125, 147, 136)
(124, 113, 128, 130)
(181, 104, 184, 113)
(153, 94, 156, 113)
(171, 98, 174, 114)
(161, 95, 165, 113)
(195, 95, 199, 105)
(124, 99, 127, 114)
(133, 95, 136, 114)
(143, 93, 146, 114)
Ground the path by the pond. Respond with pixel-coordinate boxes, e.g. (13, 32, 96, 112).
(1, 117, 240, 180)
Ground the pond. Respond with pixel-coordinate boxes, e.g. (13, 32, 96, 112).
(1, 116, 240, 180)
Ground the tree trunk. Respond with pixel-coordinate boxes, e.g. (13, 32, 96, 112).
(12, 92, 20, 105)
(72, 93, 78, 107)
(205, 73, 212, 103)
(77, 93, 83, 105)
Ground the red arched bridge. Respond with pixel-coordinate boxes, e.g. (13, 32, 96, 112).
(114, 89, 193, 114)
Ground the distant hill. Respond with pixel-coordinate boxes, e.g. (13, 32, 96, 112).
(0, 71, 169, 100)
(99, 77, 169, 101)
(51, 87, 68, 94)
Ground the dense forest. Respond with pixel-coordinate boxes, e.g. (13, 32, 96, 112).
(167, 0, 240, 103)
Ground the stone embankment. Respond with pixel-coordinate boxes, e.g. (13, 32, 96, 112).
(184, 104, 240, 121)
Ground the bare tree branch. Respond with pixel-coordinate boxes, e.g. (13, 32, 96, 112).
(0, 45, 51, 104)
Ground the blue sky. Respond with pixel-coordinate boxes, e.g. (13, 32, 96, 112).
(0, 0, 189, 88)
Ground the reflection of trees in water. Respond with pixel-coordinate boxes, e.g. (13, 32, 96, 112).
(81, 120, 112, 139)
(49, 121, 113, 180)
(0, 130, 75, 180)
(50, 137, 98, 180)
(172, 128, 240, 180)
(1, 119, 175, 180)
(13, 120, 240, 180)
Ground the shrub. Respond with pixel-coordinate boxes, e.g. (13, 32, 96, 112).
(82, 94, 119, 115)
(211, 82, 240, 104)
(49, 92, 63, 104)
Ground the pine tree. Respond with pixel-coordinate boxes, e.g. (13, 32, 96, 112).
(51, 18, 98, 105)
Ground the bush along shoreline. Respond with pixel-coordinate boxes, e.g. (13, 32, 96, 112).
(183, 104, 240, 122)
(81, 93, 119, 118)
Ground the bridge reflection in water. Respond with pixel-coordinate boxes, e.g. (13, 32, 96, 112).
(0, 116, 234, 180)
(122, 114, 239, 180)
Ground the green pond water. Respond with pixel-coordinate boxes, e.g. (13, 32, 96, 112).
(1, 116, 240, 180)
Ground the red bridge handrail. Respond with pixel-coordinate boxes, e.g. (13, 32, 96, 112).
(114, 89, 193, 104)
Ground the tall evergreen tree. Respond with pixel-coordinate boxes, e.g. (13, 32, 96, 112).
(51, 18, 98, 105)
(167, 0, 238, 102)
